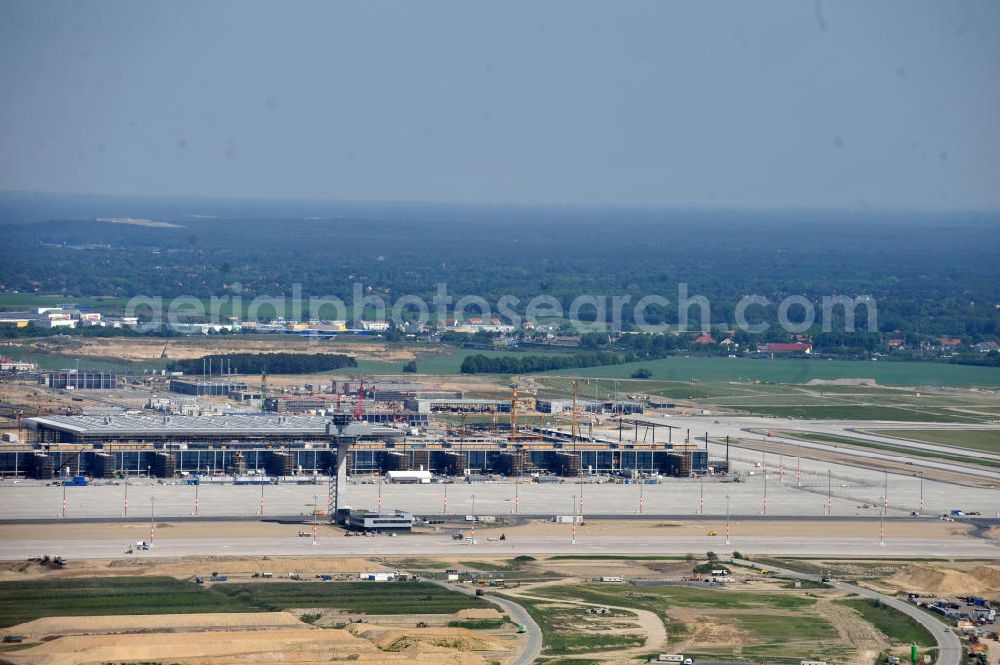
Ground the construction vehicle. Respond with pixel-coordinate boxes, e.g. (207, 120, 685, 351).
(707, 530, 718, 536)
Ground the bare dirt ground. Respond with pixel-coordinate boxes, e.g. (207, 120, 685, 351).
(0, 550, 385, 582)
(870, 562, 1000, 596)
(819, 597, 889, 665)
(2, 611, 306, 639)
(1, 626, 501, 665)
(25, 336, 420, 363)
(0, 606, 517, 665)
(0, 381, 84, 414)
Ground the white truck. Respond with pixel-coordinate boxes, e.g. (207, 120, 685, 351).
(658, 655, 692, 664)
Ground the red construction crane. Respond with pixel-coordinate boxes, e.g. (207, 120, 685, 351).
(352, 378, 364, 420)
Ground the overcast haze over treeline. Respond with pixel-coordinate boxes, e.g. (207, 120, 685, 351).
(0, 0, 998, 211)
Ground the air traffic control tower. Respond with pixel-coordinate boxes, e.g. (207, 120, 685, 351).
(326, 412, 377, 518)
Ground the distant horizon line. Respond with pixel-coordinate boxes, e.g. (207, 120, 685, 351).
(1, 188, 998, 216)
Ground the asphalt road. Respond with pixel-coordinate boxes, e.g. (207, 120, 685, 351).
(433, 580, 542, 665)
(734, 558, 962, 665)
(4, 533, 998, 560)
(618, 412, 1000, 482)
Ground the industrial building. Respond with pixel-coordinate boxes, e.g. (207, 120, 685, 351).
(264, 394, 338, 413)
(385, 469, 433, 483)
(169, 379, 249, 397)
(6, 413, 713, 481)
(262, 397, 428, 427)
(333, 379, 462, 402)
(334, 379, 423, 395)
(404, 397, 511, 414)
(39, 371, 118, 390)
(345, 509, 415, 532)
(534, 398, 644, 415)
(535, 399, 602, 414)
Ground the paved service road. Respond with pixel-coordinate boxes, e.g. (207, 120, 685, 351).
(3, 533, 998, 560)
(433, 581, 542, 665)
(734, 559, 961, 665)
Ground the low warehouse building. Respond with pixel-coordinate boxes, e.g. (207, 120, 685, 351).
(385, 469, 433, 484)
(347, 510, 414, 533)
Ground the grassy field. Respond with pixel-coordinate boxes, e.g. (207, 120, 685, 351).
(836, 598, 936, 647)
(875, 429, 1000, 453)
(355, 347, 524, 376)
(447, 618, 507, 629)
(518, 582, 844, 662)
(0, 577, 487, 629)
(722, 612, 838, 640)
(537, 375, 1000, 422)
(0, 293, 131, 311)
(539, 583, 816, 612)
(514, 596, 646, 656)
(0, 576, 250, 628)
(213, 581, 487, 614)
(540, 357, 1000, 388)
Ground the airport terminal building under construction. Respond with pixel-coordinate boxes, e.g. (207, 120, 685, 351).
(5, 413, 713, 481)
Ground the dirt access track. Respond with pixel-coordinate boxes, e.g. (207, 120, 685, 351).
(25, 336, 423, 363)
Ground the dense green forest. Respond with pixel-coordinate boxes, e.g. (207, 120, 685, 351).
(167, 352, 356, 375)
(2, 194, 999, 339)
(461, 351, 627, 374)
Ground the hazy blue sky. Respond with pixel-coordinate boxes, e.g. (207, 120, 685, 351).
(1, 1, 997, 210)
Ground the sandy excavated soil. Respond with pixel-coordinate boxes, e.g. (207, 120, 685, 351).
(2, 626, 500, 665)
(0, 381, 82, 414)
(1, 609, 514, 665)
(26, 337, 430, 363)
(879, 563, 1000, 595)
(2, 612, 307, 639)
(0, 552, 384, 582)
(352, 622, 511, 652)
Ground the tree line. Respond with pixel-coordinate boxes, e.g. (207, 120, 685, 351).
(167, 352, 357, 375)
(460, 351, 628, 374)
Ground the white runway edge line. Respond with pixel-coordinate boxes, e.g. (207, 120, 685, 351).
(1, 534, 998, 560)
